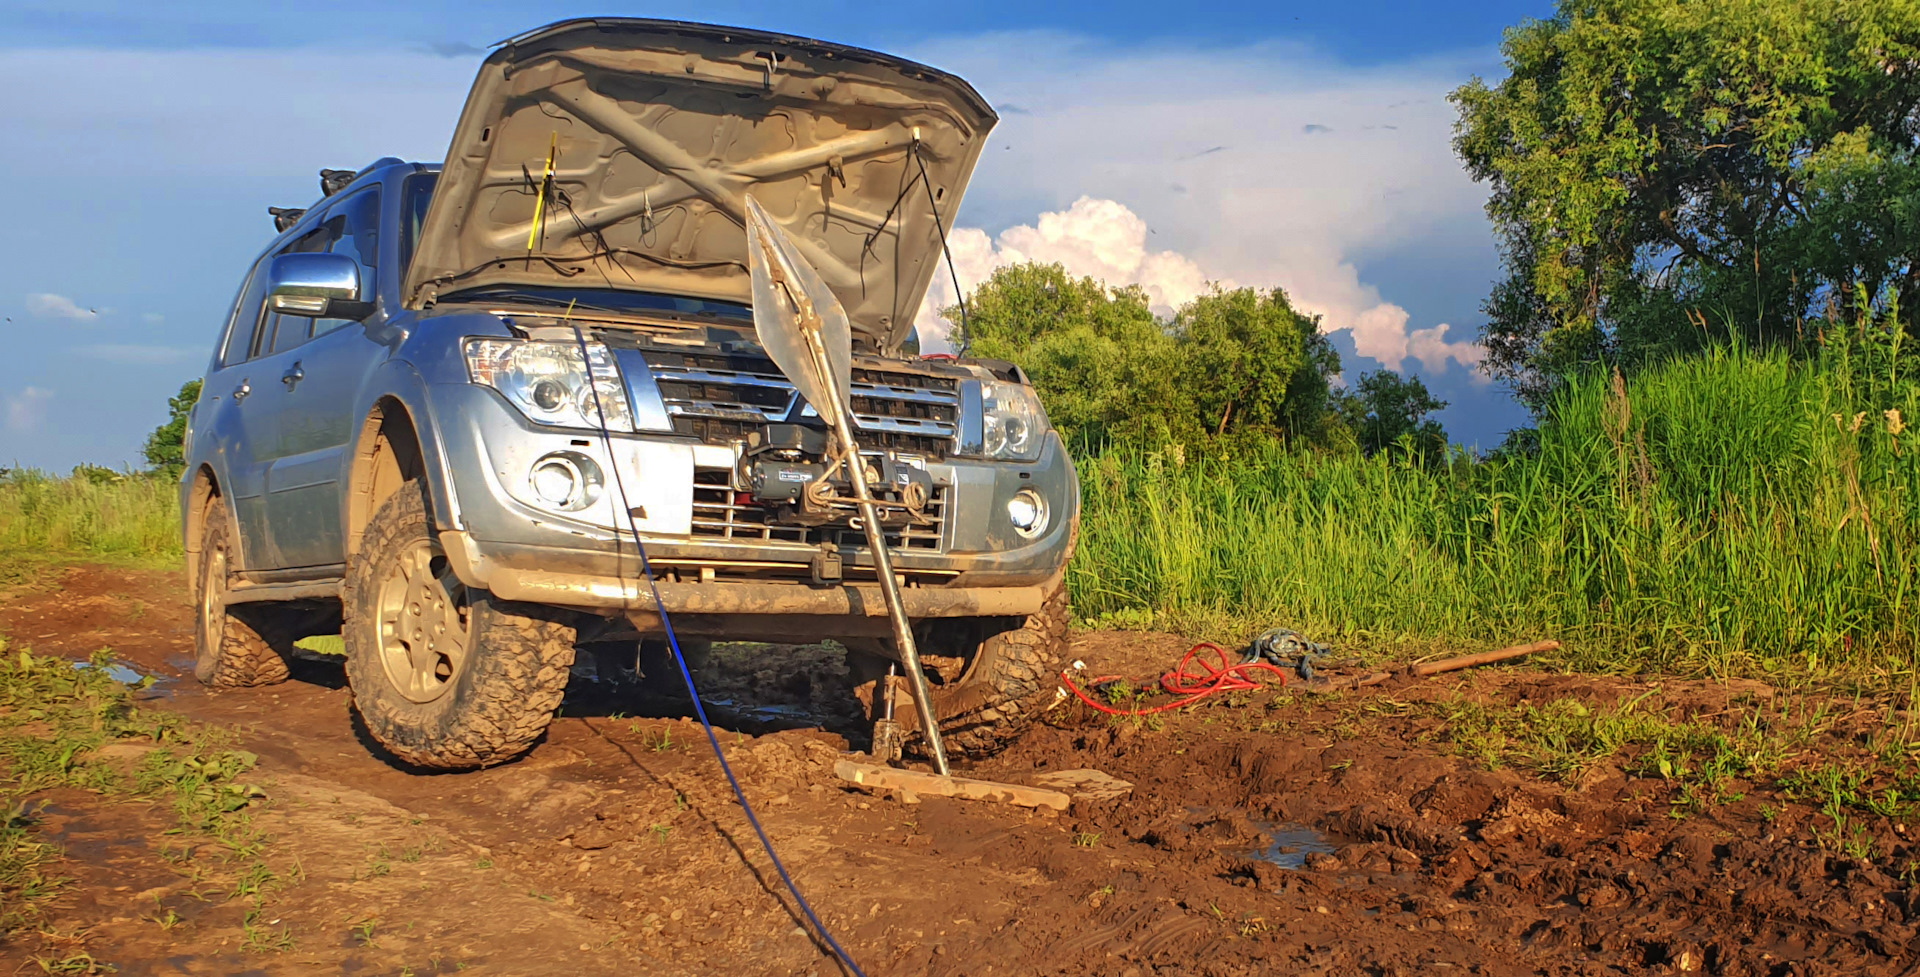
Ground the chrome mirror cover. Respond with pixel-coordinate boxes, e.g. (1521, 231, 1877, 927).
(266, 252, 368, 318)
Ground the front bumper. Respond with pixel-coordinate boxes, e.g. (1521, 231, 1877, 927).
(426, 382, 1077, 621)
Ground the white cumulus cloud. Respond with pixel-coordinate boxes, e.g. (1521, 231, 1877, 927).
(5, 387, 53, 433)
(25, 293, 100, 321)
(915, 195, 1482, 373)
(916, 196, 1221, 346)
(905, 32, 1494, 376)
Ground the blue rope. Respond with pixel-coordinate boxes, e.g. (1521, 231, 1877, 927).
(570, 323, 869, 977)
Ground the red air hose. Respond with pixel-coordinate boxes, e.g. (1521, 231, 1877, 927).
(1059, 642, 1290, 716)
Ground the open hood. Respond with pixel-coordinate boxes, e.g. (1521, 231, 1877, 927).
(404, 18, 997, 351)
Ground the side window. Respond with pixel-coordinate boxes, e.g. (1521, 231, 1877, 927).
(315, 188, 381, 339)
(221, 257, 273, 367)
(330, 188, 380, 270)
(260, 208, 355, 353)
(285, 218, 340, 255)
(268, 313, 311, 354)
(400, 174, 437, 274)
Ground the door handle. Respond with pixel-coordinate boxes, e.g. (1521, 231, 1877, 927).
(233, 379, 251, 402)
(281, 362, 304, 390)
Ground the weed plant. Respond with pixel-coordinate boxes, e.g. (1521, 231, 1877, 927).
(0, 639, 269, 937)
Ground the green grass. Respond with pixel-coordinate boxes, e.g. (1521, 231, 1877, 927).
(0, 638, 270, 939)
(1072, 335, 1920, 679)
(9, 328, 1920, 686)
(0, 470, 179, 564)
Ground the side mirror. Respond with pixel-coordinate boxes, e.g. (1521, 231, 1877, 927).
(266, 253, 372, 320)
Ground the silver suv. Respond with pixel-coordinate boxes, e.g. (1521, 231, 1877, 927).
(180, 18, 1077, 769)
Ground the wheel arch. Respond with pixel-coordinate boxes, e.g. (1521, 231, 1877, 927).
(345, 395, 432, 558)
(184, 465, 222, 586)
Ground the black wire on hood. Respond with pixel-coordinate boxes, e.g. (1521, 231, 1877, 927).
(911, 142, 972, 357)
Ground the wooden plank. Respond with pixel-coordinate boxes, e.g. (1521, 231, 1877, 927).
(1409, 639, 1560, 677)
(1029, 769, 1134, 803)
(833, 760, 1071, 811)
(1298, 639, 1559, 692)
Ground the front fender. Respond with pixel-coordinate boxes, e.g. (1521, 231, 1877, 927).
(349, 311, 515, 535)
(350, 359, 464, 533)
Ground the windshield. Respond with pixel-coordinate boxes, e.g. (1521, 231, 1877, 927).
(439, 284, 754, 323)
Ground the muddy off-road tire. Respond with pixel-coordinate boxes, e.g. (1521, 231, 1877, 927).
(343, 485, 576, 770)
(856, 582, 1072, 759)
(193, 497, 294, 687)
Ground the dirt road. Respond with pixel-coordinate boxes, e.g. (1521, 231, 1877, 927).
(2, 563, 1913, 975)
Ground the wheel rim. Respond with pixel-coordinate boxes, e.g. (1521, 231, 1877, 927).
(374, 537, 471, 704)
(198, 544, 227, 653)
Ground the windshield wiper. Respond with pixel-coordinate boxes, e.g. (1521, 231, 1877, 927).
(442, 288, 630, 316)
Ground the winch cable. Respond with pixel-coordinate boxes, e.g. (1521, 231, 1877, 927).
(567, 321, 871, 977)
(1059, 641, 1293, 717)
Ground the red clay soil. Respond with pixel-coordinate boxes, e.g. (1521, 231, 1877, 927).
(1, 562, 1915, 976)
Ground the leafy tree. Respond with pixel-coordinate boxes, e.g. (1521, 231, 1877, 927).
(1336, 371, 1449, 458)
(952, 266, 1350, 451)
(142, 379, 202, 477)
(1453, 0, 1920, 407)
(950, 263, 1188, 446)
(1172, 286, 1343, 445)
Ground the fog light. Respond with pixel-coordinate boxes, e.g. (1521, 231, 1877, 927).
(1007, 488, 1048, 538)
(527, 452, 603, 512)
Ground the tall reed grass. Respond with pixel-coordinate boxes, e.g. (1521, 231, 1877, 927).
(0, 470, 180, 564)
(1072, 336, 1920, 676)
(7, 330, 1918, 678)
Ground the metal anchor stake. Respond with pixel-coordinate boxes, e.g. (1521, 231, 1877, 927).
(743, 195, 951, 776)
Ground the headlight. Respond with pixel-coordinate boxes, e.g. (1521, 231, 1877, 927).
(465, 339, 634, 432)
(976, 379, 1049, 461)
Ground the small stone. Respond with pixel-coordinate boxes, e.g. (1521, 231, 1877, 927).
(1666, 944, 1703, 972)
(1478, 819, 1520, 844)
(1304, 852, 1344, 872)
(1315, 905, 1330, 915)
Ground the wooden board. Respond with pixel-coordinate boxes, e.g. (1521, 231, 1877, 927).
(833, 760, 1071, 811)
(1029, 768, 1135, 803)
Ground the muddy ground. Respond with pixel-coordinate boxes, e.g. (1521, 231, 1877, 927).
(2, 562, 1917, 976)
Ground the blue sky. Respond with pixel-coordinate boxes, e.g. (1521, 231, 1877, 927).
(0, 1, 1549, 472)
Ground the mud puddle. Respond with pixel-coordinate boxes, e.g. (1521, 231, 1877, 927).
(71, 658, 150, 686)
(1250, 821, 1341, 870)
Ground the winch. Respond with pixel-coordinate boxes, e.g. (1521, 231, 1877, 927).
(738, 423, 936, 529)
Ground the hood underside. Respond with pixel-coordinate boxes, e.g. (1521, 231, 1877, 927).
(404, 18, 997, 350)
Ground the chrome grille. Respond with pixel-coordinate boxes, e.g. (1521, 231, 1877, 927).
(644, 350, 960, 455)
(690, 466, 947, 551)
